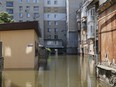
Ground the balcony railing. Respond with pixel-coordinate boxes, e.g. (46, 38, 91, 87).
(87, 32, 95, 39)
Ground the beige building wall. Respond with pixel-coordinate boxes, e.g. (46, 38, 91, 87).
(0, 0, 44, 45)
(0, 30, 38, 69)
(34, 31, 39, 69)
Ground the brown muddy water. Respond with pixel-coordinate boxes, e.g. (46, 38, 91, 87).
(1, 55, 110, 87)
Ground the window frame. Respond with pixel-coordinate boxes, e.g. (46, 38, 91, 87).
(33, 0, 39, 3)
(19, 13, 23, 18)
(48, 28, 52, 32)
(33, 6, 39, 11)
(6, 1, 13, 7)
(26, 13, 30, 18)
(18, 0, 22, 3)
(6, 9, 13, 14)
(47, 0, 51, 5)
(54, 0, 57, 5)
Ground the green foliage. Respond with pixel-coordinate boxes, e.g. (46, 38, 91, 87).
(0, 12, 14, 23)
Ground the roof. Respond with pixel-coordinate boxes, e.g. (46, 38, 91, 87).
(0, 21, 41, 37)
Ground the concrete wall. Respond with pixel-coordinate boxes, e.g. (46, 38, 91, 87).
(0, 30, 38, 69)
(67, 32, 78, 54)
(66, 0, 81, 54)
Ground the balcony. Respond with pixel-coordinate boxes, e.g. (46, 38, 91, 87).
(88, 15, 94, 22)
(87, 25, 95, 39)
(81, 21, 87, 30)
(87, 30, 95, 39)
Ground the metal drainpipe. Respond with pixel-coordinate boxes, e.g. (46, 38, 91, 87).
(94, 11, 97, 64)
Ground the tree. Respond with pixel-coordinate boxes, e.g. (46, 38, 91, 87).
(0, 12, 14, 23)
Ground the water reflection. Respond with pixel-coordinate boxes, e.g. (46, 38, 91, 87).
(2, 55, 109, 87)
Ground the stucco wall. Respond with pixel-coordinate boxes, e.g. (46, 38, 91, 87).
(0, 30, 37, 69)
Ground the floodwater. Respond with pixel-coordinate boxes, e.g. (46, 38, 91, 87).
(1, 55, 109, 87)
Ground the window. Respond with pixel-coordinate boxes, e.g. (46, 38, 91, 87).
(54, 35, 58, 39)
(48, 21, 51, 25)
(33, 0, 39, 3)
(26, 0, 30, 3)
(6, 1, 13, 7)
(91, 26, 93, 33)
(91, 9, 94, 16)
(47, 14, 49, 18)
(48, 35, 51, 39)
(54, 0, 57, 5)
(19, 13, 23, 18)
(26, 13, 30, 18)
(55, 41, 59, 45)
(6, 9, 13, 14)
(18, 0, 22, 3)
(54, 28, 58, 33)
(34, 13, 39, 18)
(19, 20, 23, 22)
(54, 14, 57, 18)
(26, 6, 30, 10)
(33, 6, 39, 11)
(48, 28, 51, 32)
(47, 0, 50, 4)
(64, 34, 66, 37)
(19, 6, 23, 11)
(54, 21, 58, 25)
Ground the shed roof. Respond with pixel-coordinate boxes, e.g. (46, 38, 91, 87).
(0, 21, 41, 37)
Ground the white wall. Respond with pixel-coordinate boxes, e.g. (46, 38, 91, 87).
(44, 13, 66, 21)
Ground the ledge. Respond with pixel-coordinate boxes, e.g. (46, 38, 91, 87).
(97, 64, 116, 72)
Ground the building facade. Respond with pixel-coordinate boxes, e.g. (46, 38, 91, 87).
(0, 0, 44, 45)
(44, 0, 67, 53)
(80, 0, 92, 55)
(87, 0, 99, 58)
(76, 0, 99, 57)
(66, 0, 81, 54)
